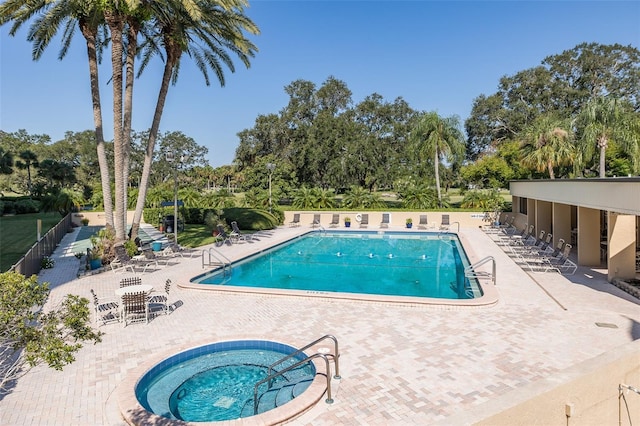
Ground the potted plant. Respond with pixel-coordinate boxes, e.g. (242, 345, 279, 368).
(406, 218, 413, 229)
(344, 217, 351, 228)
(81, 218, 90, 226)
(88, 248, 102, 270)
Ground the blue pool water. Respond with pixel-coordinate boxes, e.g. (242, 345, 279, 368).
(195, 231, 480, 299)
(136, 340, 315, 422)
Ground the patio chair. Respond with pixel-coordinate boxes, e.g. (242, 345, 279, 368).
(440, 214, 450, 231)
(288, 213, 301, 227)
(120, 276, 142, 288)
(121, 291, 149, 327)
(329, 214, 340, 228)
(312, 214, 321, 228)
(142, 248, 170, 266)
(90, 289, 120, 326)
(148, 279, 172, 316)
(380, 213, 390, 229)
(359, 214, 369, 228)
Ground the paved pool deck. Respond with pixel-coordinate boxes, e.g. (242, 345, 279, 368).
(1, 225, 639, 425)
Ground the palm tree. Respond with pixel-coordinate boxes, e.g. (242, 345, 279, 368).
(128, 0, 259, 240)
(519, 114, 575, 179)
(0, 148, 13, 175)
(15, 150, 39, 194)
(0, 0, 115, 229)
(576, 97, 640, 177)
(409, 112, 465, 207)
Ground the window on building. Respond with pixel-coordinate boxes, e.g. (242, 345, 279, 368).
(519, 197, 528, 215)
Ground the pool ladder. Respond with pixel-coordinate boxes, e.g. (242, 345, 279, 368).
(252, 334, 341, 415)
(464, 256, 496, 285)
(202, 247, 232, 276)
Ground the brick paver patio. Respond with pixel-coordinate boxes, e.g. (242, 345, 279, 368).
(1, 225, 638, 425)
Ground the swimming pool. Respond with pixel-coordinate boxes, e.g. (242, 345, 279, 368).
(135, 340, 316, 422)
(193, 231, 482, 301)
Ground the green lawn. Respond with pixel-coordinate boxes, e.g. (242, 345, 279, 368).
(0, 212, 63, 272)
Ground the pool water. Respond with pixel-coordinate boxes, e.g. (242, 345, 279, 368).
(136, 341, 315, 422)
(195, 231, 480, 299)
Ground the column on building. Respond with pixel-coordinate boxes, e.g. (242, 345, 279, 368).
(534, 200, 552, 240)
(552, 203, 572, 251)
(607, 212, 636, 281)
(577, 207, 601, 267)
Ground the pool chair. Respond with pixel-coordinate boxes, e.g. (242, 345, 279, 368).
(329, 213, 340, 228)
(288, 213, 301, 227)
(312, 214, 321, 228)
(90, 289, 120, 326)
(359, 214, 369, 228)
(440, 214, 450, 231)
(230, 221, 252, 243)
(121, 291, 149, 327)
(418, 214, 435, 230)
(380, 213, 390, 228)
(215, 225, 233, 245)
(148, 279, 172, 316)
(110, 244, 154, 274)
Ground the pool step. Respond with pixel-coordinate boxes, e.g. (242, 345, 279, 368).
(240, 377, 313, 418)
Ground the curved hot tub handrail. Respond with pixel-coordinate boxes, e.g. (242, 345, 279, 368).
(268, 334, 340, 379)
(254, 352, 334, 415)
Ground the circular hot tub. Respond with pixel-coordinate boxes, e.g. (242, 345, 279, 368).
(118, 339, 331, 425)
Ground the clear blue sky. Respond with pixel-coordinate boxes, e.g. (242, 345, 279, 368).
(1, 1, 639, 167)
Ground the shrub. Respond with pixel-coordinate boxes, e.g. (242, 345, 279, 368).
(14, 198, 40, 214)
(41, 256, 55, 269)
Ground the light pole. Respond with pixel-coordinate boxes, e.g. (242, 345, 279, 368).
(266, 162, 275, 213)
(166, 151, 184, 243)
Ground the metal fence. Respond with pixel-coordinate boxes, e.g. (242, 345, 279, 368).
(10, 213, 72, 277)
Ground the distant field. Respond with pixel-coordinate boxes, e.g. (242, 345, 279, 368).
(0, 212, 63, 272)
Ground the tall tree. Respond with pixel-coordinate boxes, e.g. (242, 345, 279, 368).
(576, 97, 640, 177)
(128, 0, 258, 240)
(409, 112, 465, 207)
(0, 0, 115, 228)
(15, 150, 39, 194)
(519, 114, 575, 179)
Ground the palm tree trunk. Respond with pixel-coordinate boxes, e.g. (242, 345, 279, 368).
(122, 20, 139, 235)
(106, 12, 126, 241)
(434, 149, 442, 208)
(598, 135, 607, 178)
(130, 43, 180, 239)
(547, 161, 555, 179)
(81, 20, 114, 229)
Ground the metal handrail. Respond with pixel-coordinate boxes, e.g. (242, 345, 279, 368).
(268, 335, 340, 380)
(202, 247, 232, 275)
(465, 256, 496, 285)
(253, 353, 334, 415)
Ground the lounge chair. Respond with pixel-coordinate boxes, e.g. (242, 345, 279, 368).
(110, 244, 154, 274)
(380, 213, 390, 228)
(142, 248, 171, 266)
(312, 214, 321, 228)
(329, 214, 340, 228)
(90, 289, 120, 326)
(359, 214, 369, 228)
(418, 215, 428, 229)
(288, 213, 301, 227)
(148, 279, 172, 316)
(230, 221, 253, 243)
(121, 291, 149, 327)
(216, 224, 233, 246)
(440, 214, 450, 231)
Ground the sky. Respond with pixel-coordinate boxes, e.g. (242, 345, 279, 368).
(1, 1, 639, 167)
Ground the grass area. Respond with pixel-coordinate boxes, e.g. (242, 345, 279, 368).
(0, 212, 64, 272)
(179, 224, 219, 248)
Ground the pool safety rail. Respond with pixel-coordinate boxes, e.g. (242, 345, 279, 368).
(465, 256, 496, 286)
(619, 383, 640, 425)
(253, 335, 341, 415)
(202, 247, 232, 275)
